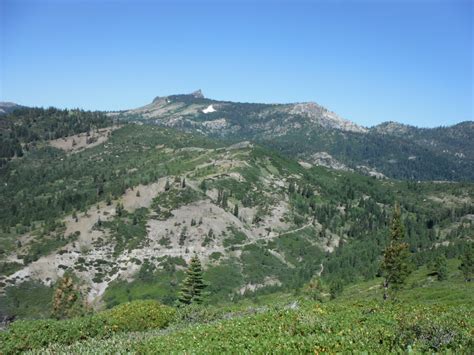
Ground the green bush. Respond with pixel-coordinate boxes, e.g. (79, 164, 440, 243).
(174, 304, 228, 325)
(0, 300, 175, 353)
(0, 316, 109, 354)
(136, 301, 473, 353)
(101, 300, 175, 332)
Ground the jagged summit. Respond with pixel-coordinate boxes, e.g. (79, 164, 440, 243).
(191, 89, 204, 99)
(152, 90, 205, 103)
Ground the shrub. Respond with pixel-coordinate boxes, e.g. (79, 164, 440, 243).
(100, 300, 175, 332)
(0, 300, 175, 353)
(0, 316, 108, 354)
(136, 301, 473, 354)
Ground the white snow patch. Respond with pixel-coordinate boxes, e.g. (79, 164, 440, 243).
(202, 105, 216, 113)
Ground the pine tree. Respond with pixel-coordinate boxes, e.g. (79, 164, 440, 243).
(52, 274, 84, 319)
(178, 254, 207, 305)
(434, 254, 448, 281)
(207, 228, 214, 239)
(459, 245, 474, 281)
(288, 182, 295, 194)
(164, 180, 171, 191)
(329, 279, 344, 300)
(233, 204, 239, 217)
(181, 177, 186, 188)
(179, 226, 187, 246)
(380, 203, 412, 300)
(303, 276, 326, 302)
(222, 191, 228, 208)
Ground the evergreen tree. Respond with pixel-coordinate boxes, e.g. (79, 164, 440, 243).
(303, 277, 326, 302)
(459, 245, 474, 281)
(179, 226, 188, 246)
(164, 180, 171, 191)
(181, 177, 186, 188)
(329, 279, 344, 300)
(380, 203, 412, 300)
(288, 182, 295, 194)
(221, 191, 228, 208)
(208, 228, 214, 239)
(52, 273, 84, 319)
(178, 254, 207, 305)
(233, 204, 239, 217)
(434, 254, 448, 281)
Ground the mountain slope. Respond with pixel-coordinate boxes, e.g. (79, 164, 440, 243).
(0, 102, 24, 116)
(0, 121, 472, 316)
(112, 92, 473, 181)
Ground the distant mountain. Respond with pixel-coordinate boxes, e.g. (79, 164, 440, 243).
(111, 91, 473, 181)
(0, 102, 24, 115)
(112, 90, 366, 134)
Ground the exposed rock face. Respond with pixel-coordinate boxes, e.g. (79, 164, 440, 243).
(309, 152, 352, 172)
(201, 118, 228, 130)
(356, 165, 387, 179)
(0, 102, 23, 115)
(372, 121, 411, 135)
(191, 89, 205, 99)
(289, 103, 367, 133)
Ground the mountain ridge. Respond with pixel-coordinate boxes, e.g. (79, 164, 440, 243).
(2, 94, 472, 180)
(110, 92, 473, 181)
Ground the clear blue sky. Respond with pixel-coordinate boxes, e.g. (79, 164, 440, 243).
(1, 0, 472, 127)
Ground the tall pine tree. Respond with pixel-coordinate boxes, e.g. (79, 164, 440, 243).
(178, 254, 207, 305)
(459, 245, 474, 282)
(381, 203, 412, 300)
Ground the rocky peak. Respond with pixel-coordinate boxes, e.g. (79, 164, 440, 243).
(290, 102, 367, 133)
(372, 121, 411, 135)
(191, 89, 204, 99)
(151, 90, 204, 104)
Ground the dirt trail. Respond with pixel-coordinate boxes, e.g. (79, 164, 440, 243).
(317, 263, 324, 276)
(224, 222, 313, 251)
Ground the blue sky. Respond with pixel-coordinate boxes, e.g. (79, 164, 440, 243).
(1, 0, 472, 127)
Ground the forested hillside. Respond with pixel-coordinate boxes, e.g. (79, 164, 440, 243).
(113, 93, 474, 181)
(0, 120, 472, 319)
(0, 107, 113, 165)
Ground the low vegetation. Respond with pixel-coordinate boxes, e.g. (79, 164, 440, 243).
(0, 300, 175, 353)
(0, 263, 471, 354)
